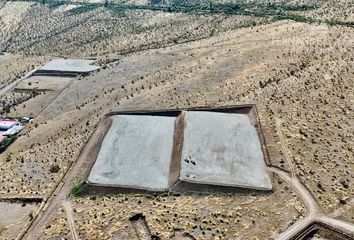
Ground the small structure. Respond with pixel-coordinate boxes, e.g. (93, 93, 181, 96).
(33, 58, 101, 77)
(3, 125, 24, 136)
(0, 119, 18, 130)
(0, 135, 7, 144)
(0, 117, 27, 153)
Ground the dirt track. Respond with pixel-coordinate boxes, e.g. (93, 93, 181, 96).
(20, 114, 354, 239)
(269, 166, 354, 239)
(275, 117, 297, 179)
(0, 65, 41, 97)
(63, 200, 79, 240)
(20, 117, 112, 240)
(269, 119, 354, 239)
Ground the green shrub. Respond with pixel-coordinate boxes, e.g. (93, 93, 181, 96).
(70, 180, 84, 197)
(49, 164, 60, 173)
(46, 0, 66, 8)
(28, 211, 33, 221)
(5, 154, 11, 162)
(68, 4, 99, 15)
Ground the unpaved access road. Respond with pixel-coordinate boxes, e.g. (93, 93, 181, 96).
(270, 117, 354, 239)
(0, 66, 41, 97)
(20, 118, 112, 240)
(268, 167, 321, 217)
(270, 165, 354, 239)
(63, 200, 79, 240)
(20, 114, 354, 239)
(275, 117, 297, 179)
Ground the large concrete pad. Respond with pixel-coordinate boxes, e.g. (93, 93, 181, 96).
(37, 58, 100, 73)
(179, 111, 272, 190)
(85, 107, 273, 194)
(87, 115, 176, 191)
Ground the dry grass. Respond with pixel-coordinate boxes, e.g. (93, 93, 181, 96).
(0, 53, 46, 89)
(2, 3, 268, 57)
(0, 1, 352, 239)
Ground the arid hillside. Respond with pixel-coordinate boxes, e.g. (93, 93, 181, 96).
(0, 1, 353, 239)
(0, 1, 268, 57)
(1, 0, 353, 57)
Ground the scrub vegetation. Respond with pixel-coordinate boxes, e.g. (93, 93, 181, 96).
(0, 0, 353, 239)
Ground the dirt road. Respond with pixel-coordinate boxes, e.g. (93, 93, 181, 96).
(268, 166, 318, 239)
(269, 166, 354, 239)
(63, 200, 79, 240)
(267, 167, 320, 216)
(275, 117, 296, 179)
(0, 65, 41, 97)
(20, 118, 112, 240)
(269, 118, 354, 239)
(318, 216, 354, 236)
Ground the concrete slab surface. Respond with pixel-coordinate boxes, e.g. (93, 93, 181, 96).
(87, 115, 176, 191)
(86, 107, 273, 193)
(179, 111, 272, 190)
(15, 76, 72, 91)
(39, 58, 100, 73)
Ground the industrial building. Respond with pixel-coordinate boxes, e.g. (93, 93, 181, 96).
(0, 119, 18, 131)
(0, 118, 26, 152)
(0, 135, 7, 144)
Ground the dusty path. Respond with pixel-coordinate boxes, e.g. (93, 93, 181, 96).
(20, 113, 354, 239)
(63, 200, 79, 240)
(318, 216, 354, 236)
(267, 167, 320, 216)
(270, 118, 354, 239)
(268, 166, 318, 239)
(0, 65, 41, 97)
(20, 118, 112, 240)
(275, 117, 296, 179)
(130, 217, 152, 240)
(269, 166, 354, 239)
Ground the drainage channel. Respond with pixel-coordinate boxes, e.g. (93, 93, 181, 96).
(129, 213, 160, 240)
(0, 197, 43, 203)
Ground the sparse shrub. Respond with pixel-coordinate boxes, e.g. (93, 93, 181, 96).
(49, 164, 60, 173)
(28, 211, 33, 221)
(5, 154, 11, 162)
(70, 180, 84, 197)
